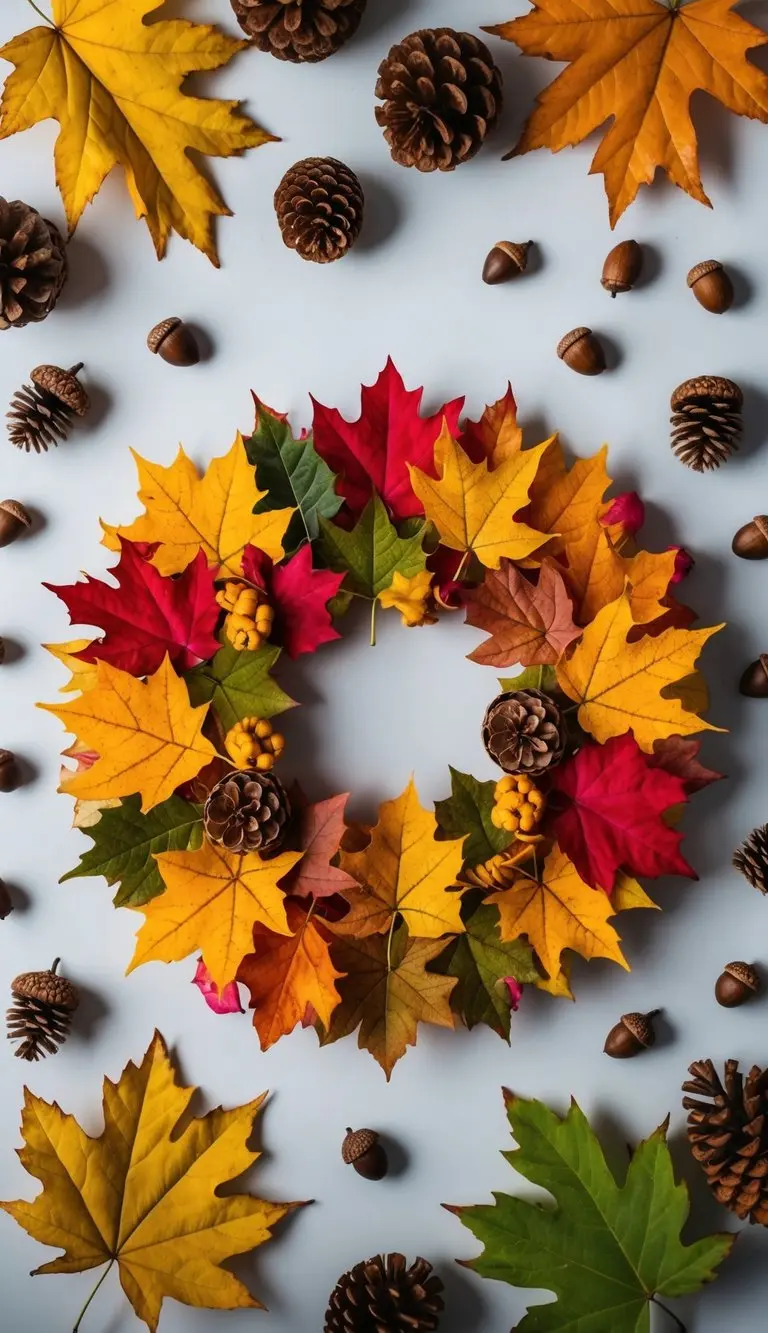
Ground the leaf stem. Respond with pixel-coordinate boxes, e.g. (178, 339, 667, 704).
(454, 550, 470, 584)
(72, 1262, 114, 1332)
(370, 598, 377, 647)
(25, 0, 54, 23)
(386, 912, 397, 972)
(650, 1295, 686, 1333)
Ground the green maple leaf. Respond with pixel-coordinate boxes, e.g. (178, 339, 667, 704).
(60, 794, 203, 907)
(185, 640, 295, 731)
(435, 767, 512, 869)
(245, 401, 341, 552)
(498, 665, 559, 694)
(450, 1094, 734, 1333)
(319, 493, 427, 602)
(433, 896, 539, 1039)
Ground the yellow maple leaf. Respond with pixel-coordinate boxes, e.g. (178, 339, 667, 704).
(490, 846, 629, 978)
(0, 0, 275, 264)
(43, 639, 99, 694)
(556, 589, 724, 750)
(110, 437, 294, 577)
(462, 386, 526, 467)
(130, 840, 300, 988)
(409, 423, 549, 569)
(378, 569, 437, 627)
(612, 874, 659, 913)
(337, 777, 465, 939)
(238, 902, 344, 1051)
(1, 1032, 300, 1332)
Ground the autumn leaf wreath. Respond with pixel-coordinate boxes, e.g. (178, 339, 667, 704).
(41, 360, 724, 1077)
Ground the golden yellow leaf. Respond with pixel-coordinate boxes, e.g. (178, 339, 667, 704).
(556, 590, 724, 750)
(378, 569, 436, 626)
(40, 655, 216, 813)
(409, 423, 549, 569)
(0, 0, 275, 264)
(612, 873, 659, 913)
(43, 639, 99, 694)
(528, 442, 612, 564)
(461, 385, 526, 467)
(0, 1032, 299, 1332)
(534, 959, 574, 999)
(490, 846, 629, 978)
(130, 841, 300, 988)
(112, 437, 294, 577)
(621, 548, 678, 626)
(337, 777, 465, 939)
(238, 901, 344, 1051)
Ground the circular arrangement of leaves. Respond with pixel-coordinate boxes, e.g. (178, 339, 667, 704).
(42, 360, 724, 1077)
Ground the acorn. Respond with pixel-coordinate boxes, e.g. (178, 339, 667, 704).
(342, 1127, 389, 1180)
(739, 654, 768, 698)
(0, 500, 31, 549)
(601, 239, 643, 296)
(687, 260, 734, 314)
(604, 1010, 659, 1059)
(715, 961, 761, 1008)
(482, 241, 532, 285)
(0, 750, 18, 793)
(557, 327, 606, 376)
(732, 516, 768, 560)
(147, 317, 200, 367)
(0, 879, 12, 919)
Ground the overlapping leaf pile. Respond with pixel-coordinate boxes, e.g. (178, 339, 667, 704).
(42, 360, 724, 1077)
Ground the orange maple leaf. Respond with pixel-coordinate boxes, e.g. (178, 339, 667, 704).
(238, 902, 344, 1051)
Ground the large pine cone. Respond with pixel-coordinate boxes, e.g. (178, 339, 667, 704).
(231, 0, 366, 62)
(683, 1059, 768, 1225)
(375, 28, 503, 172)
(482, 689, 565, 775)
(275, 157, 363, 263)
(670, 376, 742, 472)
(0, 199, 68, 330)
(203, 769, 291, 854)
(733, 824, 768, 894)
(324, 1253, 444, 1333)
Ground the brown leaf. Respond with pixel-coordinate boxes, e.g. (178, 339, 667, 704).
(465, 559, 580, 667)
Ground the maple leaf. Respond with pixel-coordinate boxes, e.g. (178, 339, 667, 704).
(279, 793, 358, 900)
(320, 493, 427, 613)
(312, 358, 463, 522)
(192, 959, 244, 1014)
(185, 638, 295, 731)
(245, 398, 342, 552)
(112, 438, 293, 578)
(60, 792, 203, 907)
(0, 0, 274, 264)
(409, 424, 549, 570)
(238, 900, 344, 1050)
(435, 767, 513, 870)
(432, 895, 540, 1039)
(47, 544, 220, 678)
(548, 733, 695, 892)
(378, 569, 437, 627)
(270, 546, 344, 658)
(130, 841, 301, 988)
(336, 778, 465, 939)
(43, 639, 100, 694)
(0, 1033, 301, 1332)
(466, 559, 580, 668)
(650, 735, 725, 794)
(459, 385, 524, 467)
(490, 846, 629, 977)
(450, 1092, 733, 1332)
(486, 0, 768, 227)
(40, 656, 217, 813)
(556, 589, 724, 750)
(322, 927, 456, 1078)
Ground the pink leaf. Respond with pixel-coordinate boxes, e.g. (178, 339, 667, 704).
(280, 793, 358, 900)
(600, 491, 646, 537)
(667, 545, 695, 584)
(271, 545, 344, 658)
(504, 978, 524, 1012)
(193, 958, 244, 1014)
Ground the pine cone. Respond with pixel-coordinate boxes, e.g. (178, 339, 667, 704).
(7, 960, 79, 1061)
(324, 1253, 444, 1332)
(670, 376, 743, 471)
(231, 0, 366, 62)
(203, 769, 291, 853)
(733, 824, 768, 894)
(683, 1058, 768, 1225)
(8, 362, 89, 453)
(375, 28, 503, 172)
(0, 198, 68, 330)
(482, 689, 565, 775)
(275, 157, 364, 264)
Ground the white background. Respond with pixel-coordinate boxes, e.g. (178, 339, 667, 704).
(1, 0, 767, 1329)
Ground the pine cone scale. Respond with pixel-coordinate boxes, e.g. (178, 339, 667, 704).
(0, 199, 67, 330)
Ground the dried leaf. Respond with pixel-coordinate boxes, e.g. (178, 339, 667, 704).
(466, 559, 580, 667)
(650, 735, 725, 794)
(238, 901, 344, 1050)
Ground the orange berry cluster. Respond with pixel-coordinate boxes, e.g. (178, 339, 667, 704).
(491, 775, 545, 838)
(225, 717, 285, 771)
(217, 580, 274, 652)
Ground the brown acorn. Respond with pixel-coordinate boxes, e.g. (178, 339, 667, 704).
(715, 961, 761, 1008)
(0, 500, 31, 548)
(732, 516, 768, 560)
(342, 1127, 389, 1180)
(0, 879, 12, 919)
(482, 241, 531, 285)
(739, 654, 768, 698)
(0, 750, 18, 792)
(604, 1010, 659, 1059)
(601, 240, 643, 296)
(557, 327, 606, 376)
(147, 317, 200, 367)
(687, 260, 734, 313)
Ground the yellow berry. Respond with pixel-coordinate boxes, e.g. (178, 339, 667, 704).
(271, 733, 285, 755)
(495, 776, 515, 797)
(216, 580, 245, 613)
(255, 719, 273, 739)
(255, 752, 273, 771)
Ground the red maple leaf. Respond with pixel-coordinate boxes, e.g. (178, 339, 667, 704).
(311, 357, 463, 521)
(280, 792, 358, 900)
(465, 559, 580, 667)
(650, 736, 725, 794)
(548, 733, 696, 893)
(242, 543, 343, 658)
(46, 542, 220, 677)
(458, 384, 520, 465)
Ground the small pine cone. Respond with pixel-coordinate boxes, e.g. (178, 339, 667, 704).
(733, 824, 768, 893)
(324, 1253, 444, 1333)
(482, 689, 565, 775)
(7, 960, 79, 1061)
(8, 363, 89, 453)
(683, 1058, 768, 1225)
(231, 0, 366, 62)
(204, 769, 291, 853)
(0, 198, 68, 330)
(375, 28, 503, 172)
(670, 376, 743, 472)
(275, 157, 364, 264)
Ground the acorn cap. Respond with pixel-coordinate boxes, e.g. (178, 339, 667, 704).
(30, 364, 89, 416)
(671, 376, 743, 410)
(0, 500, 31, 529)
(621, 1011, 657, 1048)
(687, 259, 722, 287)
(342, 1127, 379, 1164)
(723, 961, 760, 992)
(12, 964, 79, 1011)
(557, 326, 591, 360)
(147, 317, 182, 353)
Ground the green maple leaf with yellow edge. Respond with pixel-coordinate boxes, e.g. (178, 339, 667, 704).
(1, 1032, 304, 1332)
(319, 493, 427, 643)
